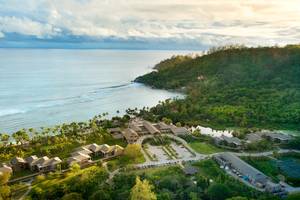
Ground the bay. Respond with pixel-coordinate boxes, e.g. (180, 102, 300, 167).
(0, 49, 189, 133)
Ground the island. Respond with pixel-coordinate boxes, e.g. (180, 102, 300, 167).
(1, 45, 300, 200)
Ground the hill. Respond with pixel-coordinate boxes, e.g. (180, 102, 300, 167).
(135, 45, 300, 130)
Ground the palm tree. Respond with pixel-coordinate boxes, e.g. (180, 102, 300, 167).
(0, 133, 10, 146)
(12, 130, 29, 145)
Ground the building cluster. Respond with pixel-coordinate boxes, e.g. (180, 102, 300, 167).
(108, 119, 191, 144)
(214, 135, 243, 149)
(214, 131, 292, 149)
(0, 155, 63, 176)
(214, 152, 287, 197)
(0, 143, 124, 177)
(67, 143, 124, 167)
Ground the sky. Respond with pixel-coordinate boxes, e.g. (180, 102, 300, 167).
(0, 0, 300, 50)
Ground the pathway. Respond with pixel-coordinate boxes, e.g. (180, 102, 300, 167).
(103, 162, 120, 184)
(18, 179, 33, 200)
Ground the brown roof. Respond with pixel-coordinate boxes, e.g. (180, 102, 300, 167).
(171, 126, 190, 135)
(0, 165, 13, 174)
(158, 122, 171, 130)
(67, 153, 90, 164)
(25, 155, 39, 164)
(99, 144, 112, 153)
(129, 121, 142, 132)
(143, 121, 160, 134)
(11, 157, 26, 164)
(122, 128, 139, 140)
(34, 156, 50, 167)
(85, 143, 101, 152)
(74, 146, 93, 154)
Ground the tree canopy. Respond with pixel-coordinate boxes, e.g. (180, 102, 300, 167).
(136, 45, 300, 130)
(130, 176, 157, 200)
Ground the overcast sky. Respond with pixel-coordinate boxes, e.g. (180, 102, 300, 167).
(0, 0, 300, 49)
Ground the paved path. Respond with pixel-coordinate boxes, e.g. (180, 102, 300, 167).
(103, 162, 121, 184)
(19, 179, 33, 200)
(233, 149, 300, 157)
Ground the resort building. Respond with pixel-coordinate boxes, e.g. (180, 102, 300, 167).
(110, 145, 124, 156)
(72, 146, 93, 156)
(155, 122, 172, 133)
(33, 157, 62, 172)
(67, 153, 91, 167)
(107, 128, 124, 139)
(25, 156, 62, 172)
(215, 152, 269, 187)
(0, 164, 13, 175)
(68, 143, 124, 166)
(122, 128, 139, 144)
(245, 133, 263, 143)
(25, 155, 39, 171)
(10, 157, 27, 171)
(170, 126, 191, 136)
(215, 135, 242, 149)
(129, 119, 144, 134)
(262, 132, 292, 143)
(143, 121, 160, 135)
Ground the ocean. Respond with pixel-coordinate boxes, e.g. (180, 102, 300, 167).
(0, 49, 188, 134)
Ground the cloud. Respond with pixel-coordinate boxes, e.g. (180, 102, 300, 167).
(0, 16, 61, 38)
(0, 0, 299, 48)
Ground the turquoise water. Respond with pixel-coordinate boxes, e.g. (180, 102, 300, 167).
(0, 49, 187, 133)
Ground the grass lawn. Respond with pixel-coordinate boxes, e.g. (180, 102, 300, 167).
(188, 142, 223, 154)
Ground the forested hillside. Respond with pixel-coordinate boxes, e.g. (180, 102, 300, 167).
(135, 45, 300, 130)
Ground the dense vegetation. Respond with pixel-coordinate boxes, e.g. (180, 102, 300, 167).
(135, 45, 300, 130)
(26, 160, 279, 200)
(0, 114, 129, 163)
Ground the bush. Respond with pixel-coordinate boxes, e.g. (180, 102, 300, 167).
(61, 192, 83, 200)
(207, 183, 231, 200)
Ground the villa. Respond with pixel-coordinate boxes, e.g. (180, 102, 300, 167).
(0, 164, 13, 175)
(262, 132, 292, 143)
(245, 133, 263, 143)
(25, 155, 39, 171)
(32, 156, 62, 172)
(25, 156, 62, 172)
(10, 155, 63, 172)
(214, 135, 242, 149)
(170, 126, 191, 136)
(155, 122, 172, 133)
(10, 157, 27, 171)
(122, 128, 139, 144)
(67, 152, 92, 167)
(68, 143, 124, 166)
(143, 121, 161, 135)
(107, 128, 124, 139)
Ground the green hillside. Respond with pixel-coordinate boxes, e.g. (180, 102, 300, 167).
(135, 45, 300, 130)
